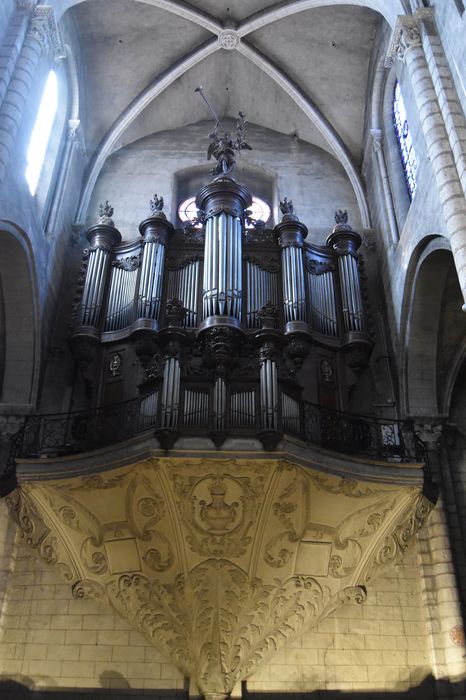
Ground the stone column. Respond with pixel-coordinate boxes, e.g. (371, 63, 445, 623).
(0, 9, 30, 110)
(0, 416, 24, 498)
(386, 11, 466, 311)
(370, 128, 399, 244)
(45, 120, 86, 238)
(420, 14, 466, 199)
(415, 424, 466, 691)
(0, 5, 63, 184)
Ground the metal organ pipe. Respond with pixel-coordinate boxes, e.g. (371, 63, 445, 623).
(327, 221, 364, 335)
(274, 217, 308, 332)
(259, 344, 279, 433)
(137, 212, 174, 327)
(160, 355, 181, 429)
(79, 221, 122, 333)
(246, 261, 279, 328)
(213, 377, 226, 431)
(197, 178, 252, 329)
(308, 265, 338, 337)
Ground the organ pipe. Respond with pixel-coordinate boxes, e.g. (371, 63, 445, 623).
(307, 268, 338, 336)
(246, 260, 279, 328)
(160, 355, 181, 429)
(137, 211, 174, 328)
(213, 377, 226, 431)
(259, 343, 279, 433)
(79, 218, 122, 333)
(326, 220, 364, 334)
(167, 260, 200, 327)
(196, 178, 252, 329)
(274, 215, 308, 333)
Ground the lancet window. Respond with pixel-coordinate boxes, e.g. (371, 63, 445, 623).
(25, 70, 58, 196)
(393, 81, 417, 201)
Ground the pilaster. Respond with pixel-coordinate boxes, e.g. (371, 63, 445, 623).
(0, 4, 64, 185)
(386, 11, 466, 312)
(415, 423, 466, 690)
(369, 128, 399, 245)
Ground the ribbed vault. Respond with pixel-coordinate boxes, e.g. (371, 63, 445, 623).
(61, 0, 402, 227)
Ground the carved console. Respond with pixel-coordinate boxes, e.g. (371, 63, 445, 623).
(7, 454, 435, 699)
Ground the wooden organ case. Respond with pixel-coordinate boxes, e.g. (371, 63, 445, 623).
(71, 177, 373, 451)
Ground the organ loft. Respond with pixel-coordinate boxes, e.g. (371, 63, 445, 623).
(3, 108, 437, 699)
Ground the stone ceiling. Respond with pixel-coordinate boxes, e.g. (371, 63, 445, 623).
(70, 0, 381, 161)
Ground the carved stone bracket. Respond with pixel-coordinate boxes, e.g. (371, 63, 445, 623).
(385, 9, 433, 67)
(7, 457, 435, 698)
(29, 5, 65, 59)
(414, 422, 443, 450)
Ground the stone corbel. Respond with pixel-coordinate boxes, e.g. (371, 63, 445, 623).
(385, 10, 432, 67)
(29, 5, 65, 60)
(414, 422, 443, 451)
(68, 118, 87, 159)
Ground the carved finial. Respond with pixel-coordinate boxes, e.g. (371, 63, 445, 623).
(279, 197, 298, 221)
(335, 209, 348, 225)
(98, 201, 114, 225)
(149, 193, 166, 219)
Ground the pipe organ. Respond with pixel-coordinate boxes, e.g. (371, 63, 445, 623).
(72, 174, 372, 449)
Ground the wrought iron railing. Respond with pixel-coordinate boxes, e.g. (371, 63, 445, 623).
(4, 390, 427, 469)
(303, 404, 425, 463)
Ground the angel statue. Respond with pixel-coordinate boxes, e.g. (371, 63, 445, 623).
(207, 111, 252, 177)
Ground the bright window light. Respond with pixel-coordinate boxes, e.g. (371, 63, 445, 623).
(25, 70, 58, 196)
(178, 195, 271, 229)
(178, 196, 201, 227)
(246, 196, 271, 229)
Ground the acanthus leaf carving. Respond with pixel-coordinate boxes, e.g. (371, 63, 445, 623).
(362, 491, 435, 583)
(73, 579, 106, 601)
(8, 458, 435, 698)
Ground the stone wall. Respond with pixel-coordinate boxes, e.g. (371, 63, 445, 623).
(88, 121, 362, 246)
(0, 511, 433, 698)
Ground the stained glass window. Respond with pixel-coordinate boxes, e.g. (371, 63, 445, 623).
(179, 195, 271, 229)
(393, 81, 417, 200)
